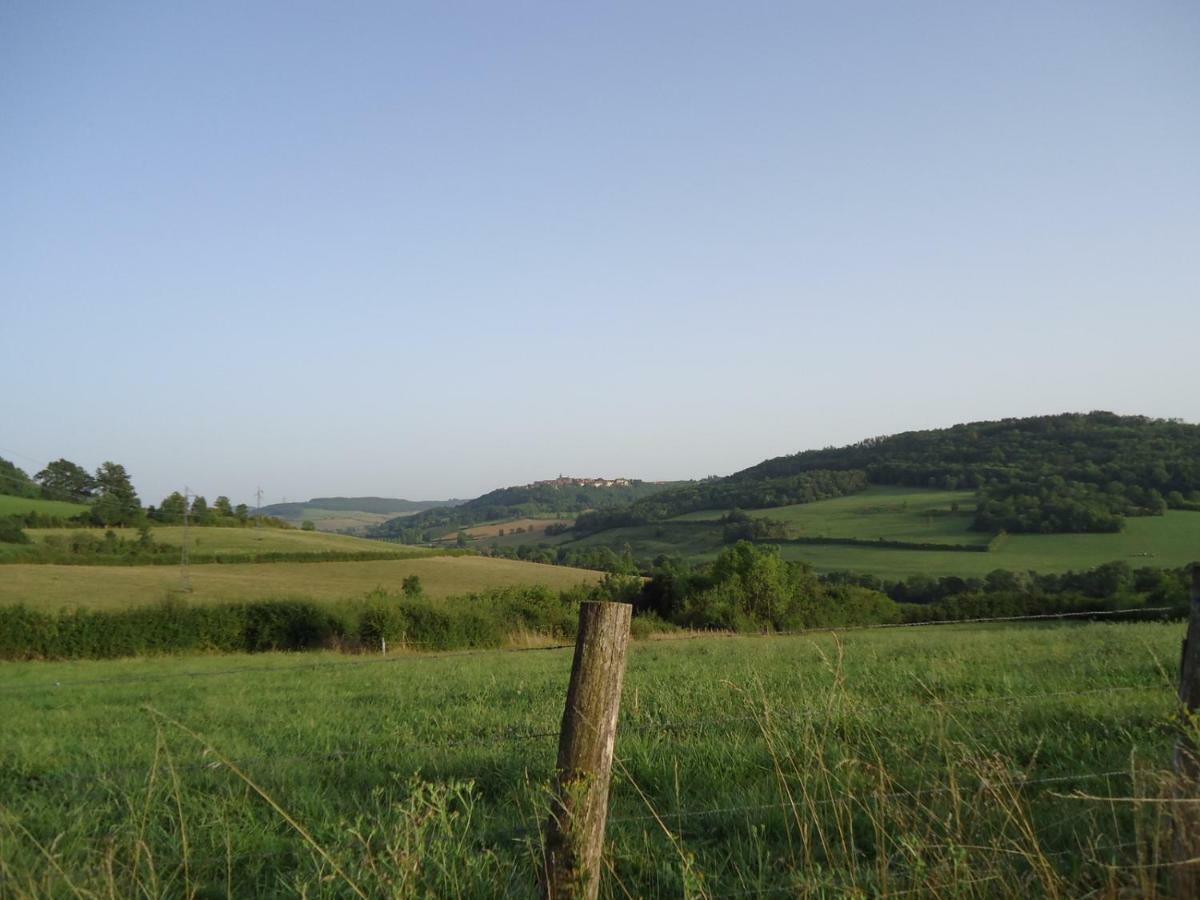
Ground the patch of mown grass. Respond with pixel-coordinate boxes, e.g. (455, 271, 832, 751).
(0, 621, 1187, 896)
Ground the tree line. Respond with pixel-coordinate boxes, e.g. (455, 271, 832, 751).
(554, 413, 1200, 540)
(0, 455, 285, 538)
(731, 412, 1200, 534)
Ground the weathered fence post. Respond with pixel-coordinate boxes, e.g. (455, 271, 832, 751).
(1175, 563, 1200, 896)
(541, 601, 632, 900)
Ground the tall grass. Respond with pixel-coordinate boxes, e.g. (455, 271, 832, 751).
(0, 623, 1190, 896)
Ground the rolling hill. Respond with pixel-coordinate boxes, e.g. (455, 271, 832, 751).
(492, 413, 1200, 579)
(369, 477, 687, 543)
(259, 496, 461, 533)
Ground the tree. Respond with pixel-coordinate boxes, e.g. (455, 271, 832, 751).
(156, 491, 187, 524)
(35, 459, 95, 501)
(0, 457, 38, 499)
(214, 496, 233, 517)
(234, 503, 249, 523)
(190, 495, 212, 525)
(402, 575, 423, 598)
(91, 462, 142, 526)
(0, 515, 30, 544)
(301, 520, 316, 531)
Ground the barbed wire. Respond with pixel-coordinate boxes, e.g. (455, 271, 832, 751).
(606, 769, 1135, 826)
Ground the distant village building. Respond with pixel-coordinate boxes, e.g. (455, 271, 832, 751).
(533, 475, 634, 489)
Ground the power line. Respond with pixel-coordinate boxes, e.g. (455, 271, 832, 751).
(180, 485, 192, 592)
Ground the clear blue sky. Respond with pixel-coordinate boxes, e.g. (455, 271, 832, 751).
(3, 1, 1198, 505)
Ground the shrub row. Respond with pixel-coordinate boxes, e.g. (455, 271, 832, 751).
(762, 536, 988, 553)
(0, 586, 579, 660)
(0, 600, 337, 660)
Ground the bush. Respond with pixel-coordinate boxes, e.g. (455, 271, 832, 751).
(0, 516, 30, 544)
(0, 586, 581, 660)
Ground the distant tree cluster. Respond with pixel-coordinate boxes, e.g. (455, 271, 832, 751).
(695, 412, 1200, 535)
(823, 560, 1191, 620)
(148, 492, 280, 528)
(635, 541, 898, 631)
(1, 456, 146, 527)
(719, 509, 789, 543)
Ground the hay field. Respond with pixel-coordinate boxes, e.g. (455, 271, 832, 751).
(0, 556, 603, 611)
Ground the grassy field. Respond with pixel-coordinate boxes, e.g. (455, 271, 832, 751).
(674, 486, 986, 545)
(25, 524, 417, 556)
(776, 511, 1200, 577)
(0, 556, 603, 611)
(274, 507, 408, 533)
(562, 487, 1200, 578)
(0, 621, 1185, 897)
(436, 517, 573, 543)
(0, 493, 90, 518)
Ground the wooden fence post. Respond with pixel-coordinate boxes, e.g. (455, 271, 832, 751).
(1175, 562, 1200, 896)
(541, 601, 632, 900)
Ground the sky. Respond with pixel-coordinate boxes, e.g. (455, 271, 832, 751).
(3, 1, 1198, 506)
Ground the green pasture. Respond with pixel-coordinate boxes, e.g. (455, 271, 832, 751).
(0, 493, 89, 519)
(777, 510, 1200, 577)
(0, 556, 603, 611)
(563, 485, 1200, 578)
(0, 621, 1184, 897)
(674, 485, 985, 545)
